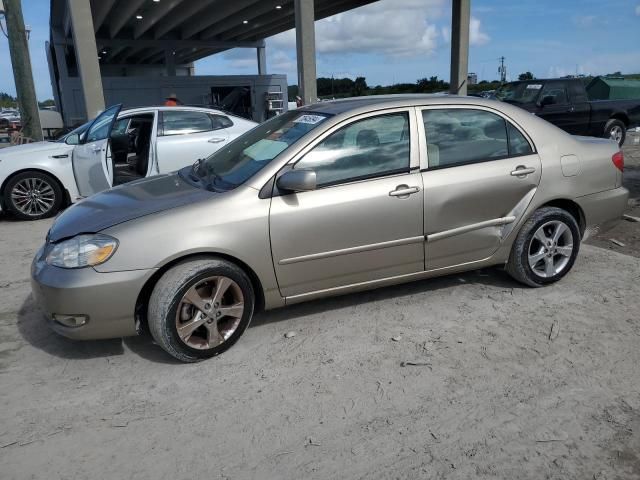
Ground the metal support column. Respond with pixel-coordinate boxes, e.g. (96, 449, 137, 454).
(449, 0, 470, 95)
(257, 45, 267, 75)
(294, 0, 317, 105)
(68, 0, 105, 119)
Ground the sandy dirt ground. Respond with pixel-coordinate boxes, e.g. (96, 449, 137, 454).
(1, 143, 639, 480)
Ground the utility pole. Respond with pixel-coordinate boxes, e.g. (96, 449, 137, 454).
(3, 0, 43, 141)
(498, 56, 506, 84)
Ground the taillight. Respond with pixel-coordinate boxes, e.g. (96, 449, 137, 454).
(612, 151, 624, 172)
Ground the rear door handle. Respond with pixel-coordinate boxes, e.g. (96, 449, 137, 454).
(510, 166, 536, 177)
(389, 185, 420, 197)
(208, 137, 226, 143)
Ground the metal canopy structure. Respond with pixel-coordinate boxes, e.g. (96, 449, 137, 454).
(47, 0, 471, 123)
(50, 0, 378, 67)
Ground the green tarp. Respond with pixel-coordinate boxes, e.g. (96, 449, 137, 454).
(586, 77, 640, 100)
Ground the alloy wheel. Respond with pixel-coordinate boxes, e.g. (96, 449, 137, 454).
(527, 220, 574, 278)
(609, 125, 623, 143)
(174, 276, 245, 350)
(10, 177, 56, 217)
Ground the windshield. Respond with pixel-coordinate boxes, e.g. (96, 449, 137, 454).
(185, 110, 331, 191)
(56, 120, 92, 143)
(495, 82, 544, 104)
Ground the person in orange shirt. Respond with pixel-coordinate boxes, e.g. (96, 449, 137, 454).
(164, 93, 181, 106)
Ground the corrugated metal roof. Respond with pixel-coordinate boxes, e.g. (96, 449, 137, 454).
(50, 0, 379, 66)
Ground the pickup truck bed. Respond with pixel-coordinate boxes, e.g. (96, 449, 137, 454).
(495, 78, 640, 146)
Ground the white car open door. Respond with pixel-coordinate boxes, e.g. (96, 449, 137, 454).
(72, 104, 122, 197)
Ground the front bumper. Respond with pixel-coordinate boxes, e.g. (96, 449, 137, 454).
(576, 186, 629, 236)
(31, 246, 156, 340)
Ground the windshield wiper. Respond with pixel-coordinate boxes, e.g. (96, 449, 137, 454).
(203, 168, 239, 192)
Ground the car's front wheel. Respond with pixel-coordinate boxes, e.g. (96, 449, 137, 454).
(4, 171, 63, 220)
(507, 207, 581, 287)
(148, 257, 255, 362)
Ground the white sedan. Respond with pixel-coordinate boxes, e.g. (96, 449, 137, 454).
(0, 105, 256, 219)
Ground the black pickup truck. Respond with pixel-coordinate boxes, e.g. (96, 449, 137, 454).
(494, 78, 640, 146)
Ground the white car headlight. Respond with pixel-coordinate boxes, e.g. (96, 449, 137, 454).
(46, 234, 118, 269)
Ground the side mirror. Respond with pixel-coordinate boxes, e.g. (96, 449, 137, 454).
(277, 169, 317, 192)
(65, 133, 80, 145)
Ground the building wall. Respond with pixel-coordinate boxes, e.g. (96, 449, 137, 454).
(58, 74, 287, 126)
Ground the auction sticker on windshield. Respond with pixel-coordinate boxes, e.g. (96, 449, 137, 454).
(293, 114, 328, 125)
(526, 84, 543, 89)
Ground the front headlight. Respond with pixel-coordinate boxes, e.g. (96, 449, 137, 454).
(46, 234, 118, 269)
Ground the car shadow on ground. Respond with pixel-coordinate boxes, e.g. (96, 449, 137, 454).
(16, 267, 523, 363)
(251, 266, 519, 327)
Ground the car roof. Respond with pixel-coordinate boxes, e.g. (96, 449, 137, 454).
(120, 105, 226, 115)
(302, 94, 505, 116)
(117, 105, 256, 123)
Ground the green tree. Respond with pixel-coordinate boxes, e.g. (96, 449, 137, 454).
(352, 77, 368, 96)
(38, 99, 56, 108)
(518, 72, 535, 81)
(0, 92, 18, 109)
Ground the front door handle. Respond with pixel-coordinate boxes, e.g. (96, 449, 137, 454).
(510, 166, 536, 177)
(389, 185, 420, 197)
(208, 137, 226, 143)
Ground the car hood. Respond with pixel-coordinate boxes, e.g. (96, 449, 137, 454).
(47, 173, 214, 242)
(0, 141, 68, 158)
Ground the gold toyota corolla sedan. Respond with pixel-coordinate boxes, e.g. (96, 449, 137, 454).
(31, 95, 628, 362)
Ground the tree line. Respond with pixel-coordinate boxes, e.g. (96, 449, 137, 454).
(0, 92, 56, 109)
(288, 76, 505, 101)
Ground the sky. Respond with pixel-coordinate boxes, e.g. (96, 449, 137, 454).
(1, 0, 640, 101)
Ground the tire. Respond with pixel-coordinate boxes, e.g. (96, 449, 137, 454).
(4, 171, 64, 220)
(148, 257, 255, 362)
(604, 119, 626, 147)
(506, 207, 580, 287)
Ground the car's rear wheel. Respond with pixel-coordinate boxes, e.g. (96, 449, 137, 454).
(604, 119, 626, 147)
(4, 171, 63, 220)
(506, 207, 580, 287)
(148, 257, 255, 362)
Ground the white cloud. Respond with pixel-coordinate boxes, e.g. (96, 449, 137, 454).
(469, 17, 490, 45)
(636, 4, 640, 15)
(269, 0, 450, 57)
(440, 17, 489, 46)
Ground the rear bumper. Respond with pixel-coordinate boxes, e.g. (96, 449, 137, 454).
(575, 187, 629, 236)
(31, 246, 156, 340)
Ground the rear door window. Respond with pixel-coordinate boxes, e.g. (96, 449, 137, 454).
(422, 109, 508, 168)
(210, 114, 233, 130)
(507, 123, 533, 156)
(422, 108, 534, 169)
(161, 110, 213, 136)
